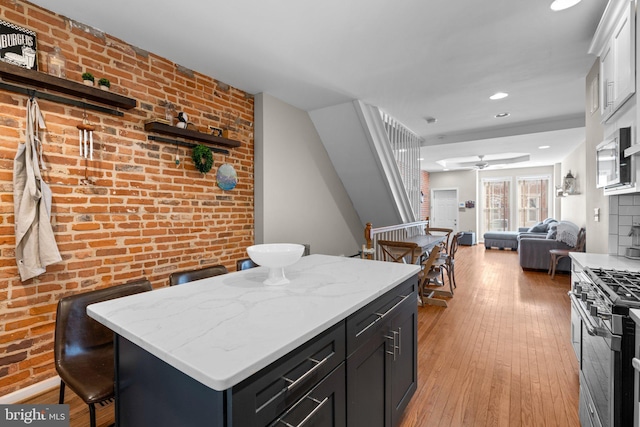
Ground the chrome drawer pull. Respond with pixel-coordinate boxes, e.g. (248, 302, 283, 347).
(633, 357, 640, 372)
(282, 353, 332, 392)
(355, 294, 411, 338)
(296, 396, 328, 427)
(384, 330, 398, 360)
(272, 396, 329, 427)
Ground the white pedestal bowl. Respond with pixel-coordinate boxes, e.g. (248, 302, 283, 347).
(246, 243, 305, 285)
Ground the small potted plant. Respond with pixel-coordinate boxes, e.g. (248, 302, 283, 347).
(81, 72, 94, 86)
(98, 77, 110, 90)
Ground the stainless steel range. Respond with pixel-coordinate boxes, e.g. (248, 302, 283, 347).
(570, 267, 639, 427)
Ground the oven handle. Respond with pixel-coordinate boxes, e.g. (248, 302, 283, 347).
(569, 293, 623, 351)
(569, 293, 599, 336)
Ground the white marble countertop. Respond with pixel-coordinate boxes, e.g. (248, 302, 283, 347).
(570, 252, 640, 272)
(87, 254, 420, 391)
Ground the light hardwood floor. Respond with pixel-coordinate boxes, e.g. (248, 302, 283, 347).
(399, 244, 578, 427)
(22, 244, 578, 427)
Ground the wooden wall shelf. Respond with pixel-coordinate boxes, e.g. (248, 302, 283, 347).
(0, 61, 137, 110)
(144, 121, 241, 149)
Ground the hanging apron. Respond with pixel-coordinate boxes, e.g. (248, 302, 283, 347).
(13, 98, 62, 281)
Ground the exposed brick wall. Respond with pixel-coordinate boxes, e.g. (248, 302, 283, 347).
(0, 0, 254, 396)
(420, 170, 430, 221)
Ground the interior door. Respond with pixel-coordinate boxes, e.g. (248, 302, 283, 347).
(430, 189, 458, 231)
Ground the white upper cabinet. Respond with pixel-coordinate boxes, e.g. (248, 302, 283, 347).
(590, 0, 636, 122)
(601, 40, 616, 118)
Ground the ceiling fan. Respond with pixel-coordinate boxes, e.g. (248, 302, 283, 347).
(451, 154, 531, 170)
(474, 155, 489, 170)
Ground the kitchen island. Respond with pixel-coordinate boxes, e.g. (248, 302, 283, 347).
(88, 254, 421, 426)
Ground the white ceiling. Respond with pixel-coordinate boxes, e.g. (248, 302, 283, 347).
(30, 0, 607, 171)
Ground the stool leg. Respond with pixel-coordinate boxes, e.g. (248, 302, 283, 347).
(58, 381, 65, 404)
(551, 255, 567, 279)
(548, 254, 555, 275)
(89, 403, 96, 427)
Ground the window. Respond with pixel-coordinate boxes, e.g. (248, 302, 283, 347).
(480, 173, 552, 237)
(517, 176, 550, 228)
(481, 179, 510, 233)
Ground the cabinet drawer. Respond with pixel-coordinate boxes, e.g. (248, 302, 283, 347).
(267, 363, 346, 427)
(232, 321, 346, 426)
(579, 381, 603, 427)
(346, 276, 417, 356)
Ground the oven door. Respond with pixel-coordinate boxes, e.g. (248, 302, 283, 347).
(571, 294, 620, 427)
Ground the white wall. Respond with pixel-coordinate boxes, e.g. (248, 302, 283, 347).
(559, 142, 587, 228)
(254, 93, 363, 256)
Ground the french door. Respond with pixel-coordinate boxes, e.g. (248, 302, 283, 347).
(480, 175, 551, 237)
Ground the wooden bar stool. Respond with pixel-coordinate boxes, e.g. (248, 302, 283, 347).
(548, 228, 585, 279)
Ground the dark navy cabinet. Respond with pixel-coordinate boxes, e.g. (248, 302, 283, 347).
(346, 278, 418, 427)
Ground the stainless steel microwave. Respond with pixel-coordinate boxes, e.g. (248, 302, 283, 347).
(596, 127, 632, 188)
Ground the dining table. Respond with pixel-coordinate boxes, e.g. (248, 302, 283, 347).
(403, 234, 446, 255)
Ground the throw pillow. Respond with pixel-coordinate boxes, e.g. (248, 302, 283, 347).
(528, 222, 548, 233)
(546, 223, 558, 239)
(542, 217, 556, 224)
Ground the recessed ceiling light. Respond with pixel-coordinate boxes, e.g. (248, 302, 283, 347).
(495, 112, 510, 118)
(418, 157, 424, 161)
(489, 92, 508, 100)
(538, 145, 550, 149)
(550, 0, 581, 11)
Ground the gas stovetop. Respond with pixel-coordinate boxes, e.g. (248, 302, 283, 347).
(586, 267, 640, 308)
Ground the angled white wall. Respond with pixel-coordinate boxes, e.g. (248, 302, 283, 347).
(254, 93, 363, 256)
(309, 101, 410, 228)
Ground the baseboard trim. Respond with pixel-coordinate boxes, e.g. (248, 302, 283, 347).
(0, 376, 60, 404)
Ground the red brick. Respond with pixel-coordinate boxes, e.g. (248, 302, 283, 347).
(0, 2, 254, 396)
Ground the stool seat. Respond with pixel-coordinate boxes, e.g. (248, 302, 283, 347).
(548, 228, 586, 279)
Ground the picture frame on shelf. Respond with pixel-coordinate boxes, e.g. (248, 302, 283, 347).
(0, 19, 37, 70)
(209, 126, 223, 137)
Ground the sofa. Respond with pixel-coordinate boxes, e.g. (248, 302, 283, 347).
(518, 220, 582, 272)
(483, 221, 549, 250)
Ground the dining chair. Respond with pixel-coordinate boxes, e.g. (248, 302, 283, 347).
(55, 279, 153, 427)
(548, 228, 586, 279)
(377, 240, 422, 264)
(236, 258, 258, 271)
(434, 231, 464, 293)
(169, 264, 228, 286)
(377, 240, 447, 307)
(426, 227, 454, 254)
(418, 245, 448, 307)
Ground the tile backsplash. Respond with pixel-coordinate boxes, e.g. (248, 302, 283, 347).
(609, 194, 640, 255)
